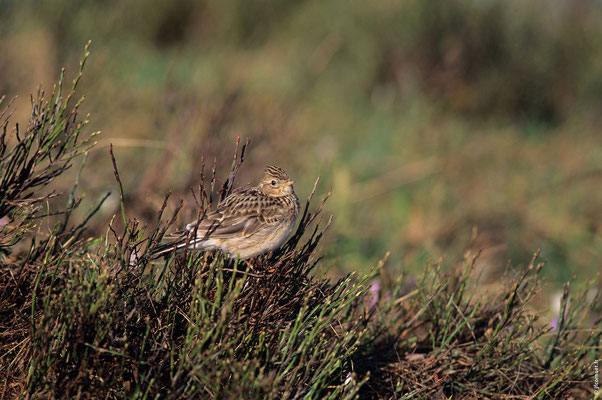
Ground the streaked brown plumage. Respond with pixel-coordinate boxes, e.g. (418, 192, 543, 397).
(154, 165, 300, 259)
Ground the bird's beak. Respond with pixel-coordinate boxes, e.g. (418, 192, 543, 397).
(285, 180, 295, 186)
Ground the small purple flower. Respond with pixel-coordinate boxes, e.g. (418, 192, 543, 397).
(550, 316, 558, 332)
(369, 281, 380, 309)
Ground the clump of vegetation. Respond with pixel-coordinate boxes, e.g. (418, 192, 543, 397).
(356, 253, 601, 399)
(0, 46, 599, 400)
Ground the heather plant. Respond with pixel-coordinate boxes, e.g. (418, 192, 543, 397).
(0, 45, 599, 400)
(0, 41, 100, 256)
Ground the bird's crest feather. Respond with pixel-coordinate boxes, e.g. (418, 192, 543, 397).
(264, 165, 290, 181)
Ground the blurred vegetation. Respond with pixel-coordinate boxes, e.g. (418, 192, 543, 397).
(1, 0, 601, 297)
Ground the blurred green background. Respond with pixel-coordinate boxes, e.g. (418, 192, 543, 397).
(1, 0, 601, 290)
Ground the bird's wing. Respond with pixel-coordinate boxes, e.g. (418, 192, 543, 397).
(185, 190, 283, 239)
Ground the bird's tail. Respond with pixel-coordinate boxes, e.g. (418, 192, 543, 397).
(150, 230, 191, 259)
(150, 241, 186, 258)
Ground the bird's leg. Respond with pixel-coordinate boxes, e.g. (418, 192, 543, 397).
(244, 259, 256, 271)
(265, 252, 280, 274)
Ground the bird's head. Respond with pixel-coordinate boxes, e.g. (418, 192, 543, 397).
(258, 165, 295, 197)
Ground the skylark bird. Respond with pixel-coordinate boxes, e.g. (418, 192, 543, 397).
(154, 165, 300, 260)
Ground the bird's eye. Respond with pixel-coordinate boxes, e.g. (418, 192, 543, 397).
(271, 180, 277, 186)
